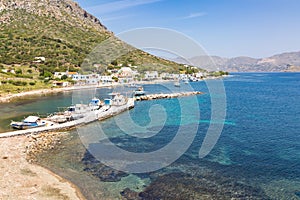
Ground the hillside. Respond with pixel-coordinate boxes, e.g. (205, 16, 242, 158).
(186, 51, 300, 72)
(0, 0, 188, 77)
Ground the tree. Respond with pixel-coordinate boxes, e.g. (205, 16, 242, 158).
(111, 60, 118, 66)
(15, 69, 22, 74)
(112, 76, 118, 82)
(43, 71, 52, 78)
(61, 74, 68, 80)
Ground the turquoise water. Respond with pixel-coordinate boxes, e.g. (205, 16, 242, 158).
(0, 92, 73, 132)
(2, 73, 300, 199)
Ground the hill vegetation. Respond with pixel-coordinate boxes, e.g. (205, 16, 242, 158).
(0, 0, 199, 95)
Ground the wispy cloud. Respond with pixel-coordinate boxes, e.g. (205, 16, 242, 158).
(85, 0, 163, 14)
(181, 12, 207, 19)
(102, 14, 134, 22)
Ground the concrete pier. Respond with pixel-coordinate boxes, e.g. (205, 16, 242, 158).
(134, 91, 203, 101)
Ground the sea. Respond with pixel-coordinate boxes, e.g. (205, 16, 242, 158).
(0, 72, 299, 199)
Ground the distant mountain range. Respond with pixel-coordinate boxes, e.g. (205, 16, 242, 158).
(175, 51, 300, 72)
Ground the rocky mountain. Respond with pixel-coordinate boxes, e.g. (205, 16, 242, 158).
(186, 51, 300, 72)
(0, 0, 107, 32)
(0, 0, 187, 74)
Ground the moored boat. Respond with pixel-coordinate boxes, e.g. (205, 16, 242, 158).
(133, 86, 145, 96)
(47, 98, 102, 123)
(174, 81, 180, 87)
(10, 116, 54, 130)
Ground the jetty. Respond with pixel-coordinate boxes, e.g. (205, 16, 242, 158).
(134, 91, 202, 101)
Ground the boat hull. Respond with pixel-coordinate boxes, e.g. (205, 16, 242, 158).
(10, 123, 46, 130)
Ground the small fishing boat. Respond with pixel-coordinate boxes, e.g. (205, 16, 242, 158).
(10, 116, 49, 130)
(174, 81, 180, 87)
(133, 86, 145, 96)
(107, 93, 128, 106)
(88, 97, 102, 110)
(47, 98, 102, 123)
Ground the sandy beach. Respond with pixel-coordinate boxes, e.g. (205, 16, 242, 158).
(0, 134, 85, 200)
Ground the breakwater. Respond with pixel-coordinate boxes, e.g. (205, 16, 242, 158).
(134, 91, 203, 101)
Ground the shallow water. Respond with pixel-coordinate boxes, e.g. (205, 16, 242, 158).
(4, 73, 300, 199)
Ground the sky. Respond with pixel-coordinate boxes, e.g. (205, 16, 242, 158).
(75, 0, 300, 58)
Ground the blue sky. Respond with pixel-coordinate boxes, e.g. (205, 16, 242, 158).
(76, 0, 300, 58)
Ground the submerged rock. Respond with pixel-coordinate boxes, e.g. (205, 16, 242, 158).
(82, 150, 128, 182)
(120, 188, 140, 200)
(137, 172, 270, 200)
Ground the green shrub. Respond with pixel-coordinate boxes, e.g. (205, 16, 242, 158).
(61, 74, 68, 80)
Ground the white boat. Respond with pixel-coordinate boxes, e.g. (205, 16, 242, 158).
(107, 93, 128, 106)
(47, 98, 102, 123)
(10, 116, 54, 130)
(133, 86, 145, 96)
(88, 97, 102, 110)
(174, 81, 180, 87)
(183, 79, 189, 84)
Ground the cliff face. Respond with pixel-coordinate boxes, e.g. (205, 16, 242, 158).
(0, 0, 107, 32)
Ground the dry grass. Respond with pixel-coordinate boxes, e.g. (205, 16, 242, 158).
(20, 168, 37, 176)
(41, 185, 70, 200)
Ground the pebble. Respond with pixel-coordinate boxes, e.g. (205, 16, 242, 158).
(25, 132, 67, 163)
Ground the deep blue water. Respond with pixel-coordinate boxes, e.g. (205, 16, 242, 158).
(5, 73, 300, 199)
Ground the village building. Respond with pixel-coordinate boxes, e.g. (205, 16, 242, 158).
(54, 71, 78, 79)
(118, 67, 134, 83)
(52, 81, 69, 87)
(144, 71, 159, 80)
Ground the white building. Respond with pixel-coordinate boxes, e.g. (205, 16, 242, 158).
(160, 73, 180, 80)
(118, 67, 134, 83)
(179, 74, 188, 80)
(194, 72, 204, 78)
(144, 71, 158, 80)
(72, 73, 113, 84)
(54, 71, 78, 79)
(52, 81, 69, 87)
(118, 67, 133, 78)
(54, 72, 67, 79)
(99, 76, 113, 83)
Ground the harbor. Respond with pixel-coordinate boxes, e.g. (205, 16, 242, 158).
(0, 90, 203, 138)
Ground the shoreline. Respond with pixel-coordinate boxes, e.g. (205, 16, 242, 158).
(0, 80, 173, 103)
(0, 76, 225, 104)
(0, 134, 86, 200)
